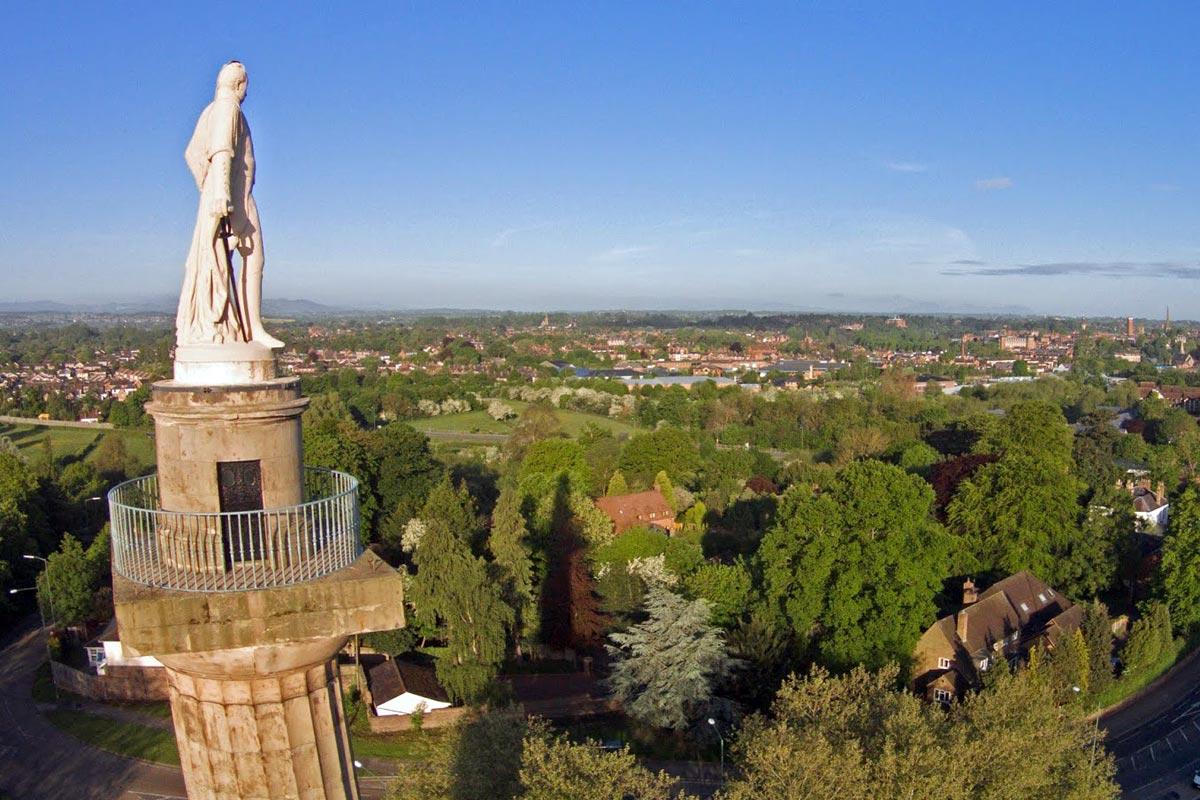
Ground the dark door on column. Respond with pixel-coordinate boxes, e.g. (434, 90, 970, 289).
(218, 460, 263, 567)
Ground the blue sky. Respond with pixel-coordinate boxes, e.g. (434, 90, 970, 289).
(1, 2, 1197, 316)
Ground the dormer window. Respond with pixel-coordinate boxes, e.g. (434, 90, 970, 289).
(938, 657, 952, 669)
(1038, 593, 1047, 603)
(1020, 602, 1030, 612)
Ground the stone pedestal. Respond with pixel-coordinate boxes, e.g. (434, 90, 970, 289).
(145, 379, 308, 514)
(175, 342, 279, 386)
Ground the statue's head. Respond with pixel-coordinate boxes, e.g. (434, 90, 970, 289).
(216, 61, 248, 102)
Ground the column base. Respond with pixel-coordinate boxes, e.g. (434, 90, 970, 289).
(161, 639, 358, 800)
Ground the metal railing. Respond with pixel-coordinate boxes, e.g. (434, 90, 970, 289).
(108, 467, 361, 592)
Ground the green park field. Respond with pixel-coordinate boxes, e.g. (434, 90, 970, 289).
(0, 422, 155, 470)
(407, 400, 642, 440)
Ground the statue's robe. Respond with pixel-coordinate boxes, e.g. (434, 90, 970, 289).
(176, 94, 260, 346)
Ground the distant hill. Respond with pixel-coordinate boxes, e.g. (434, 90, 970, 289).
(262, 298, 348, 315)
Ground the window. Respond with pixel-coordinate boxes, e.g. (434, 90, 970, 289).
(1038, 593, 1047, 603)
(979, 658, 990, 671)
(933, 688, 952, 704)
(938, 657, 952, 670)
(1047, 588, 1055, 597)
(1020, 602, 1030, 612)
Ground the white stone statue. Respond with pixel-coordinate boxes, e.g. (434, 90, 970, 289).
(176, 61, 283, 350)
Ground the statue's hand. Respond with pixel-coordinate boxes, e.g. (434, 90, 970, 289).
(208, 194, 233, 219)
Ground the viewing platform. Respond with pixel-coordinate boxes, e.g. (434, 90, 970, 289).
(107, 467, 362, 593)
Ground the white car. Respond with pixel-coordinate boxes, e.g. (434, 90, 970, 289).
(1192, 769, 1200, 789)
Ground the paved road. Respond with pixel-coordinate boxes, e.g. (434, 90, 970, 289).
(0, 619, 186, 800)
(1101, 648, 1200, 798)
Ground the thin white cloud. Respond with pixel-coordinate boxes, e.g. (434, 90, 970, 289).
(886, 161, 928, 173)
(491, 222, 552, 248)
(591, 245, 654, 263)
(975, 177, 1013, 191)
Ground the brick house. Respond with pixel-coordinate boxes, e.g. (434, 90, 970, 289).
(594, 489, 678, 536)
(911, 571, 1081, 704)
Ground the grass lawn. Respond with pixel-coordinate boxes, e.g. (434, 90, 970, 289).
(408, 400, 642, 440)
(0, 422, 155, 471)
(351, 729, 448, 761)
(44, 709, 180, 766)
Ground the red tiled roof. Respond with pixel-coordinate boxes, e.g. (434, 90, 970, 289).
(594, 490, 674, 534)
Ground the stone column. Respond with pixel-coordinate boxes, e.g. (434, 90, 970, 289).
(160, 639, 358, 800)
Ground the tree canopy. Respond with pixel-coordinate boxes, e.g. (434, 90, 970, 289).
(758, 459, 952, 669)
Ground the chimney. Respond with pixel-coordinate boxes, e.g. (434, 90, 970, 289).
(1157, 481, 1166, 502)
(962, 578, 978, 606)
(956, 610, 969, 644)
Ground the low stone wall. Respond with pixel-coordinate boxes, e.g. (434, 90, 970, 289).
(51, 660, 169, 702)
(367, 705, 469, 732)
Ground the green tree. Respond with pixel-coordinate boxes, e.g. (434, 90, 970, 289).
(93, 433, 132, 481)
(488, 486, 537, 654)
(619, 428, 700, 488)
(1062, 489, 1129, 599)
(606, 469, 629, 496)
(682, 561, 752, 628)
(386, 708, 530, 800)
(505, 402, 563, 462)
(1045, 629, 1090, 703)
(758, 460, 952, 669)
(303, 422, 381, 536)
(1122, 604, 1171, 675)
(518, 439, 591, 501)
(1159, 485, 1200, 632)
(654, 470, 677, 513)
(421, 474, 482, 547)
(520, 732, 697, 800)
(607, 587, 735, 730)
(1081, 601, 1114, 696)
(977, 401, 1074, 469)
(410, 514, 512, 703)
(41, 533, 97, 627)
(947, 452, 1084, 593)
(595, 527, 669, 565)
(721, 664, 1119, 800)
(372, 423, 442, 523)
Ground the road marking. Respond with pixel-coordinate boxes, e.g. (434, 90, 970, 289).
(1164, 736, 1175, 753)
(1180, 726, 1190, 742)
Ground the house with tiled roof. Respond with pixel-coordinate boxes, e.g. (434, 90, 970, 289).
(911, 571, 1079, 704)
(594, 489, 677, 536)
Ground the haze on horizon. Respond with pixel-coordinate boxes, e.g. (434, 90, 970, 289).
(1, 3, 1196, 318)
